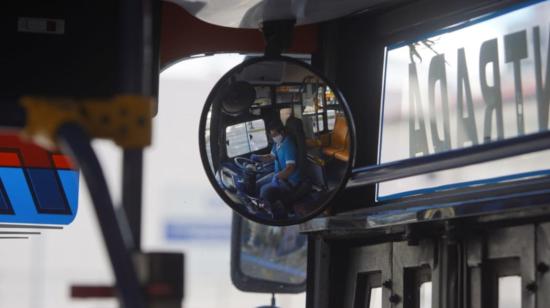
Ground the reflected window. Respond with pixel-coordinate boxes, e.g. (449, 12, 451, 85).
(498, 276, 521, 308)
(239, 219, 307, 285)
(280, 108, 293, 125)
(354, 272, 381, 308)
(368, 287, 382, 308)
(404, 266, 431, 308)
(485, 258, 521, 308)
(420, 282, 432, 308)
(327, 109, 336, 131)
(302, 86, 339, 134)
(253, 86, 271, 107)
(225, 119, 268, 157)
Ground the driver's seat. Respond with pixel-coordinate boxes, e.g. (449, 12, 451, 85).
(285, 116, 307, 172)
(284, 116, 312, 202)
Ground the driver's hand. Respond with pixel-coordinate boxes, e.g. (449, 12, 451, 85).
(271, 174, 280, 185)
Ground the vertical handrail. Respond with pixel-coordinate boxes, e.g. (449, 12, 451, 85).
(122, 149, 144, 251)
(57, 124, 145, 308)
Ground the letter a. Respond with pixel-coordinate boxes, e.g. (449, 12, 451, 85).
(409, 63, 430, 157)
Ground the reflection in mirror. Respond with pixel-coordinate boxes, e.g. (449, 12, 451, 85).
(240, 218, 307, 285)
(200, 57, 353, 225)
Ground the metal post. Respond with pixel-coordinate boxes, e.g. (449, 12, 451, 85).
(57, 123, 145, 308)
(122, 149, 144, 250)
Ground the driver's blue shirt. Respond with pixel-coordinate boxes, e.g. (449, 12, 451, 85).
(271, 136, 301, 186)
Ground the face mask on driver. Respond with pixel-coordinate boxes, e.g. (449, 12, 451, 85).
(273, 135, 283, 145)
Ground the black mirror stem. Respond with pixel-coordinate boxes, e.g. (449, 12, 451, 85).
(261, 19, 296, 57)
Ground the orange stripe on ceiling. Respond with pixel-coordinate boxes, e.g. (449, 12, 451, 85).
(52, 154, 75, 170)
(160, 2, 318, 68)
(0, 152, 21, 167)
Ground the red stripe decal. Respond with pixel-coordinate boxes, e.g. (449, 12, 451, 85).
(52, 154, 75, 169)
(0, 134, 52, 168)
(0, 152, 22, 167)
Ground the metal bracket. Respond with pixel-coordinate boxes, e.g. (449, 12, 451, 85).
(261, 19, 296, 57)
(21, 95, 154, 149)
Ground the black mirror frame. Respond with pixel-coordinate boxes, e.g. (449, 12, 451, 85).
(198, 55, 356, 226)
(230, 212, 307, 293)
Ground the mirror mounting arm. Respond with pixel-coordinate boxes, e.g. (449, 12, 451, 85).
(261, 19, 296, 57)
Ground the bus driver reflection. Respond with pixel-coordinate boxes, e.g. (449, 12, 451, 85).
(251, 121, 302, 219)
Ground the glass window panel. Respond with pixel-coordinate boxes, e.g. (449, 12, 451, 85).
(247, 120, 268, 152)
(368, 287, 382, 308)
(240, 220, 307, 285)
(378, 0, 550, 200)
(327, 110, 336, 131)
(420, 282, 432, 308)
(498, 276, 521, 308)
(302, 115, 317, 138)
(254, 86, 271, 107)
(317, 117, 324, 132)
(226, 120, 268, 157)
(226, 123, 250, 157)
(280, 108, 293, 126)
(326, 87, 338, 105)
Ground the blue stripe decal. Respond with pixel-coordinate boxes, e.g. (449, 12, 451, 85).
(27, 169, 71, 213)
(388, 0, 549, 49)
(58, 170, 79, 219)
(241, 252, 306, 278)
(0, 189, 6, 209)
(378, 170, 550, 202)
(0, 181, 12, 212)
(0, 167, 78, 225)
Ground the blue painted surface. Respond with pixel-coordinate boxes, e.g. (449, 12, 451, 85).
(0, 183, 11, 211)
(0, 167, 79, 225)
(58, 170, 79, 218)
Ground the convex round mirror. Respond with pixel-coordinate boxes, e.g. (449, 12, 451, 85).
(199, 56, 355, 226)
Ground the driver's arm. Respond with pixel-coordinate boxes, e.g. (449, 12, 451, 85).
(277, 139, 297, 181)
(277, 163, 295, 180)
(254, 153, 275, 162)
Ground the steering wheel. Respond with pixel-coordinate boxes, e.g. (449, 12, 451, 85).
(234, 156, 256, 171)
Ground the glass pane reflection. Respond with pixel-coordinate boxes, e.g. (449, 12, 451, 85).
(240, 218, 307, 285)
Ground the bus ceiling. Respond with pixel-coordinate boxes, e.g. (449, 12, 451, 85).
(160, 2, 318, 67)
(165, 0, 402, 29)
